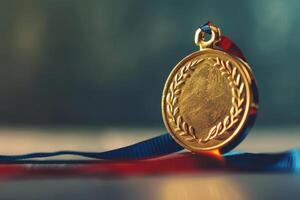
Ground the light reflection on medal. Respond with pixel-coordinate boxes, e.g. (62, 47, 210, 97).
(161, 23, 258, 153)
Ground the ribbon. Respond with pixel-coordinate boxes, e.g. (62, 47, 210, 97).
(0, 133, 182, 161)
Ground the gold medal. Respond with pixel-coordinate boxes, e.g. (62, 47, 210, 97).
(161, 23, 258, 153)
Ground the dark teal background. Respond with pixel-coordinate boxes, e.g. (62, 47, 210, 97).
(0, 0, 298, 126)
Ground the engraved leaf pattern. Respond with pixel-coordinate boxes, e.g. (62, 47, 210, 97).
(165, 59, 204, 142)
(202, 57, 245, 142)
(165, 57, 245, 143)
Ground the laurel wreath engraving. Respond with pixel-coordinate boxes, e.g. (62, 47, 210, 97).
(166, 59, 204, 142)
(201, 58, 245, 142)
(165, 57, 245, 143)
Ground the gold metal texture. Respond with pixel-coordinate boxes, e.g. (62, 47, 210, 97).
(161, 24, 258, 152)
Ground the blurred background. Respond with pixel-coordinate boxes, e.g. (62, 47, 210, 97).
(0, 2, 300, 199)
(0, 0, 299, 128)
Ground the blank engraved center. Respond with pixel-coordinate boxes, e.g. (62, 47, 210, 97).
(178, 63, 232, 138)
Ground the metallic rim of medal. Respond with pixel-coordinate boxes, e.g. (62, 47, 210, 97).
(161, 23, 259, 153)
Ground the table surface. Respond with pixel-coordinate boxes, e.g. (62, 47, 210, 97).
(0, 126, 299, 200)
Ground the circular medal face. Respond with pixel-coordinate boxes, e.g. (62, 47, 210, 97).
(161, 48, 258, 152)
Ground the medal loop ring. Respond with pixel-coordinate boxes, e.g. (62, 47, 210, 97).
(195, 24, 221, 49)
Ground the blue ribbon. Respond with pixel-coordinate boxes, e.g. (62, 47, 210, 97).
(0, 133, 299, 172)
(0, 133, 182, 161)
(199, 22, 211, 34)
(224, 149, 300, 172)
